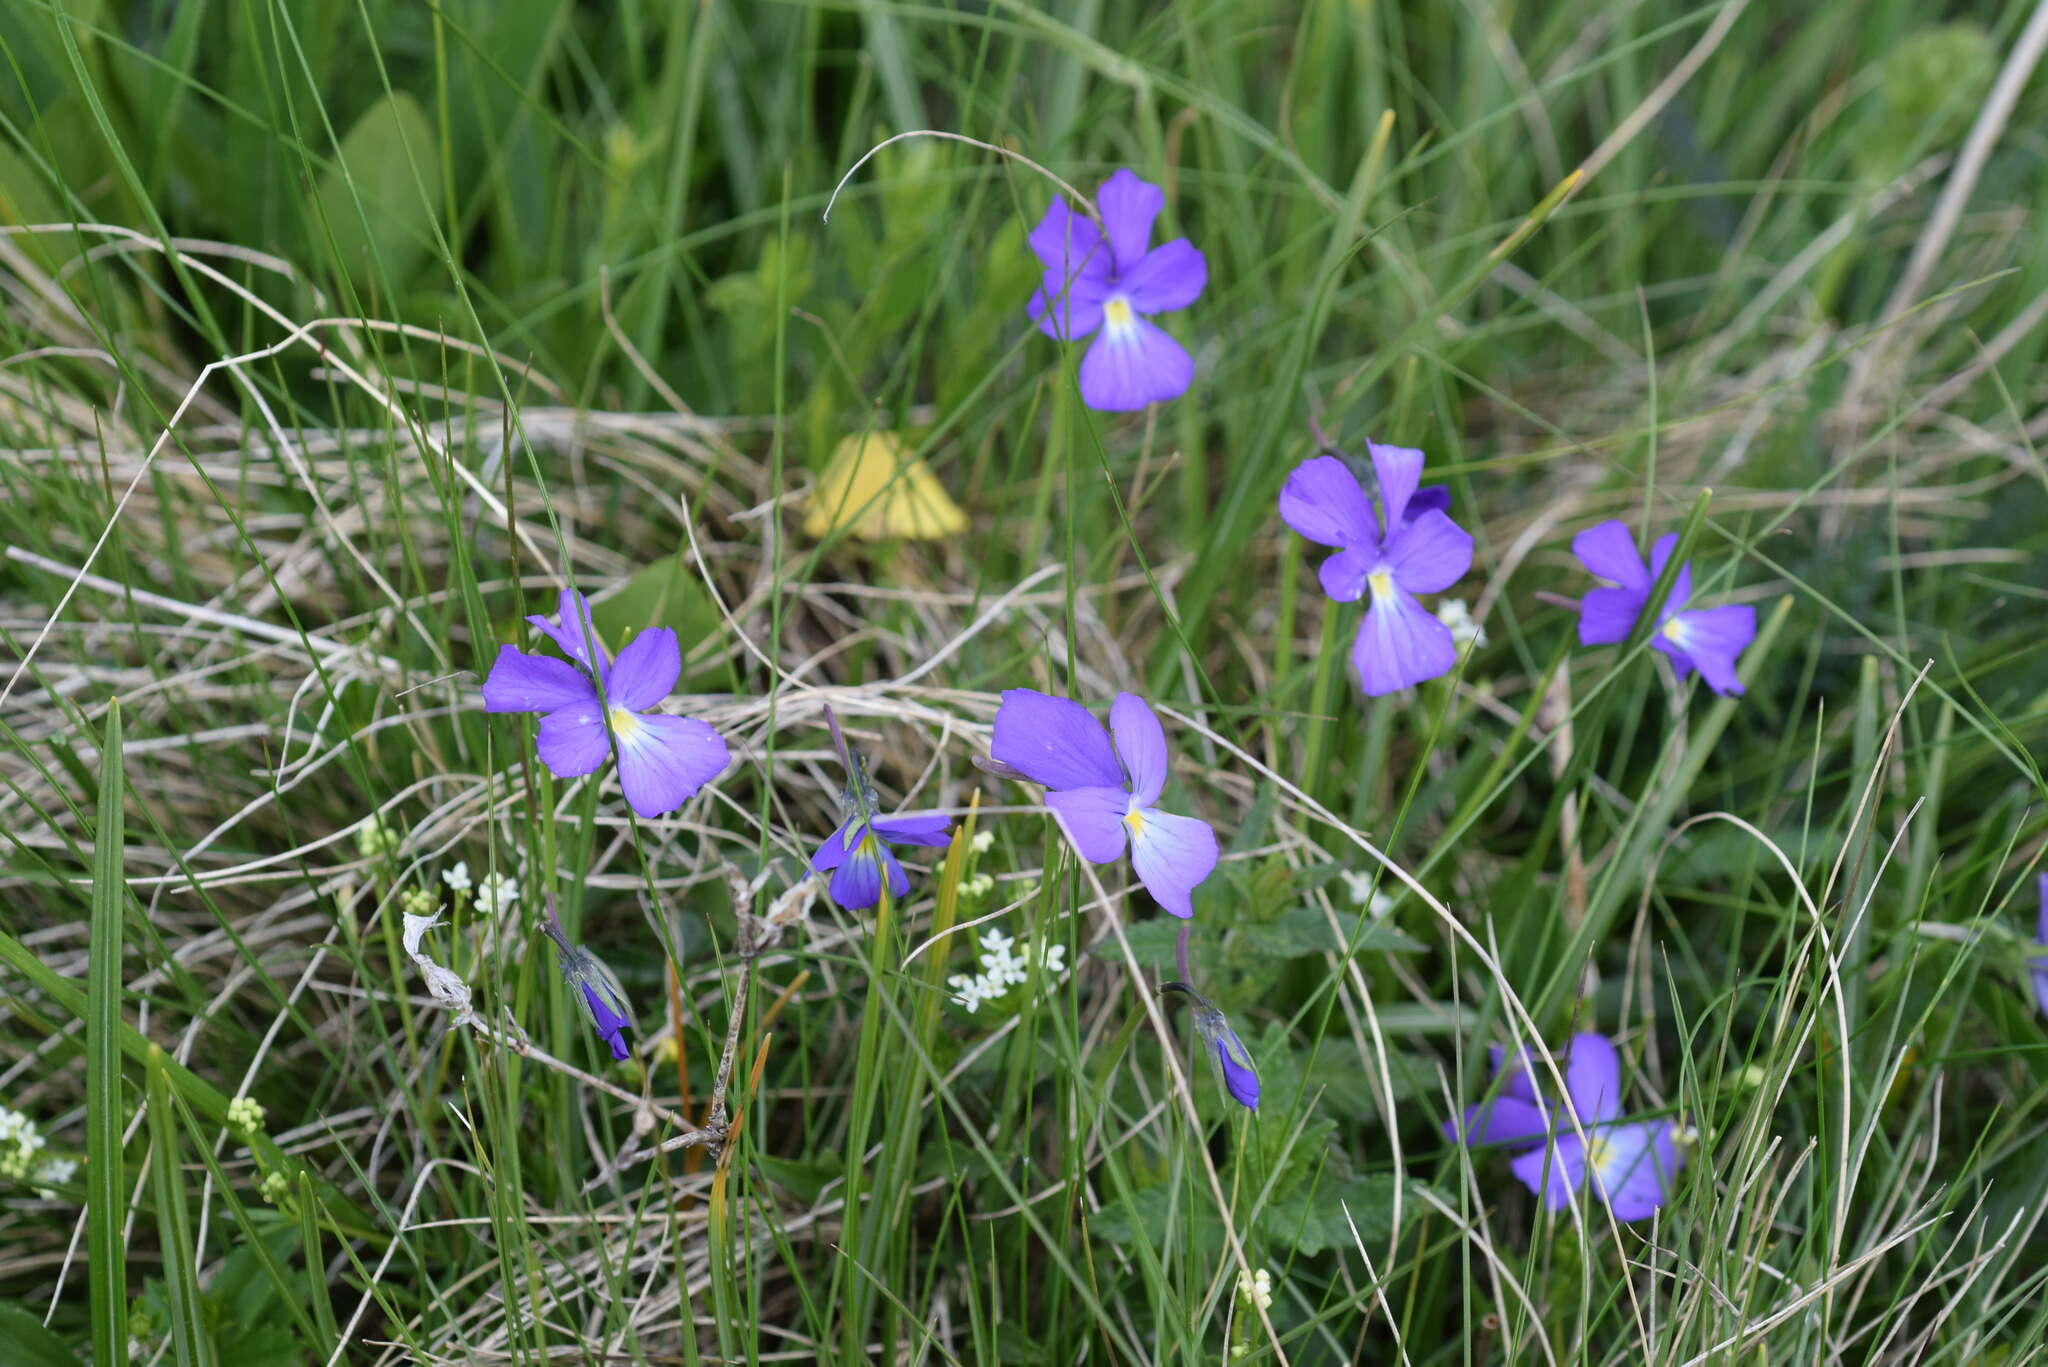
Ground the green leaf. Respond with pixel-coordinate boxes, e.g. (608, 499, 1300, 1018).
(308, 91, 441, 295)
(87, 701, 127, 1367)
(1267, 1173, 1417, 1255)
(0, 1304, 83, 1367)
(1240, 905, 1427, 958)
(589, 557, 729, 691)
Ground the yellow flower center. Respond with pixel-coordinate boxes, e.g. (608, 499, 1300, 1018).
(1660, 618, 1687, 645)
(1368, 570, 1396, 602)
(608, 706, 641, 740)
(1103, 295, 1135, 329)
(1124, 807, 1146, 837)
(1583, 1133, 1614, 1176)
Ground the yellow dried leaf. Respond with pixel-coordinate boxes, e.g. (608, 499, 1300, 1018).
(802, 432, 968, 542)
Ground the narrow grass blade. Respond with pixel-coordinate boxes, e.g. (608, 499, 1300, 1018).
(86, 700, 127, 1367)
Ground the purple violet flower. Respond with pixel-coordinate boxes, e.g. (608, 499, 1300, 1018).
(541, 901, 633, 1062)
(481, 589, 730, 819)
(1571, 521, 1757, 697)
(809, 708, 953, 910)
(1444, 1032, 1684, 1222)
(1278, 443, 1474, 696)
(2033, 874, 2048, 1020)
(990, 689, 1218, 918)
(1026, 169, 1207, 412)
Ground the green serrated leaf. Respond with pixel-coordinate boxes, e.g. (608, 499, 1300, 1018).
(1267, 1173, 1416, 1255)
(1241, 904, 1427, 958)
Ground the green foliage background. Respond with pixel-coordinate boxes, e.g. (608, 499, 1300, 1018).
(0, 1, 2045, 1363)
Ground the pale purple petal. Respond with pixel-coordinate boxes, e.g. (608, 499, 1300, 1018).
(1128, 807, 1217, 919)
(1317, 545, 1374, 602)
(1352, 587, 1458, 695)
(1078, 316, 1194, 411)
(1572, 521, 1649, 591)
(482, 646, 594, 714)
(1365, 441, 1426, 533)
(1578, 586, 1647, 645)
(1445, 1096, 1549, 1148)
(1095, 168, 1163, 272)
(1665, 603, 1755, 697)
(992, 689, 1121, 790)
(528, 589, 607, 675)
(1510, 1133, 1590, 1210)
(811, 818, 859, 872)
(1120, 239, 1206, 314)
(1278, 456, 1377, 550)
(614, 713, 728, 818)
(1591, 1120, 1683, 1221)
(1028, 264, 1111, 341)
(872, 813, 954, 847)
(2033, 873, 2048, 1019)
(1109, 692, 1168, 806)
(1384, 509, 1473, 595)
(1646, 533, 1679, 580)
(1026, 197, 1106, 276)
(1491, 1043, 1543, 1104)
(607, 627, 680, 711)
(1043, 785, 1130, 864)
(1563, 1032, 1623, 1125)
(536, 703, 610, 778)
(830, 844, 884, 910)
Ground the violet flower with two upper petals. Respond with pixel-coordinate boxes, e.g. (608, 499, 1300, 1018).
(990, 689, 1217, 918)
(1571, 521, 1756, 697)
(1444, 1032, 1684, 1222)
(541, 901, 633, 1062)
(482, 589, 730, 819)
(1027, 169, 1207, 411)
(1279, 443, 1474, 696)
(810, 760, 953, 911)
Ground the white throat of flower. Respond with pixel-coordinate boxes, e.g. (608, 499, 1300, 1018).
(1368, 569, 1397, 603)
(1103, 293, 1136, 336)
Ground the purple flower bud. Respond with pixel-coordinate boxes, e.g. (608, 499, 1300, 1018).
(542, 901, 634, 1063)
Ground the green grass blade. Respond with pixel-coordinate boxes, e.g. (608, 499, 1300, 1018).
(85, 700, 127, 1367)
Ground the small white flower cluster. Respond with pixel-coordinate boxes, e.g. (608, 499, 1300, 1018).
(259, 1170, 292, 1204)
(226, 1096, 265, 1134)
(0, 1104, 72, 1193)
(1236, 1265, 1274, 1312)
(474, 871, 519, 917)
(1436, 597, 1487, 649)
(400, 886, 436, 916)
(441, 861, 473, 894)
(959, 873, 995, 898)
(947, 928, 1068, 1013)
(1339, 871, 1399, 919)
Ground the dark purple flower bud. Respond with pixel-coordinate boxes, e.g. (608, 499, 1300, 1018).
(1161, 980, 1258, 1112)
(542, 900, 634, 1063)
